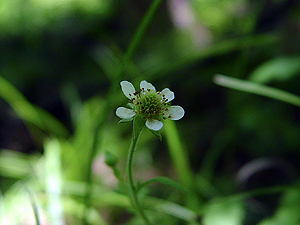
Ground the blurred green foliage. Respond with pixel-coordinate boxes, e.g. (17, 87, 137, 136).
(0, 0, 300, 224)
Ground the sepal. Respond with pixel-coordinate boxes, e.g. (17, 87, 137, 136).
(133, 115, 145, 139)
(127, 103, 134, 109)
(118, 117, 134, 124)
(150, 129, 162, 141)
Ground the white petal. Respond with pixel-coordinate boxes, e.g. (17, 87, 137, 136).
(145, 119, 163, 131)
(140, 80, 156, 92)
(164, 106, 185, 120)
(120, 81, 135, 99)
(116, 107, 136, 119)
(160, 88, 174, 102)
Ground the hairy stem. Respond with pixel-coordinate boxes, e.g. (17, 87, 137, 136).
(127, 131, 152, 225)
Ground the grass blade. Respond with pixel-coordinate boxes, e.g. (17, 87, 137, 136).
(214, 74, 300, 108)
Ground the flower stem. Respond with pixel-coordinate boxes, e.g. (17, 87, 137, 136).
(127, 131, 152, 225)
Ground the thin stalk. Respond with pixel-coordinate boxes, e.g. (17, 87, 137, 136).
(127, 131, 152, 225)
(122, 0, 163, 64)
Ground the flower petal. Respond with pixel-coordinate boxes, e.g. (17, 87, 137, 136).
(160, 88, 174, 102)
(121, 81, 135, 99)
(116, 107, 136, 119)
(145, 119, 163, 131)
(140, 80, 156, 92)
(164, 106, 185, 120)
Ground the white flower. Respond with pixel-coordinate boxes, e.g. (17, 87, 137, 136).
(116, 80, 185, 131)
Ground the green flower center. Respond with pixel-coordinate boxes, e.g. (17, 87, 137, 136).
(132, 89, 169, 120)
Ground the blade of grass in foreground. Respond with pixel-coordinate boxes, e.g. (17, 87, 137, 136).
(214, 74, 300, 108)
(44, 139, 64, 225)
(163, 119, 192, 188)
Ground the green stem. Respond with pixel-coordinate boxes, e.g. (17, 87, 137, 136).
(127, 131, 152, 225)
(122, 0, 163, 64)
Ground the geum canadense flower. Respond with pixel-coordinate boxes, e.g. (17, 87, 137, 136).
(116, 80, 185, 131)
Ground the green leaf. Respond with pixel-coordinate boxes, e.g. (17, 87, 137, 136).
(258, 187, 300, 225)
(118, 117, 134, 124)
(138, 176, 191, 195)
(150, 129, 162, 141)
(132, 115, 145, 139)
(0, 76, 69, 138)
(203, 197, 244, 225)
(249, 56, 300, 83)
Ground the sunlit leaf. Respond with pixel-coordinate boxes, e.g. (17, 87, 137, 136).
(203, 197, 244, 225)
(44, 139, 64, 225)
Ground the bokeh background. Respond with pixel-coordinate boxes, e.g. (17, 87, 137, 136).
(1, 0, 300, 224)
